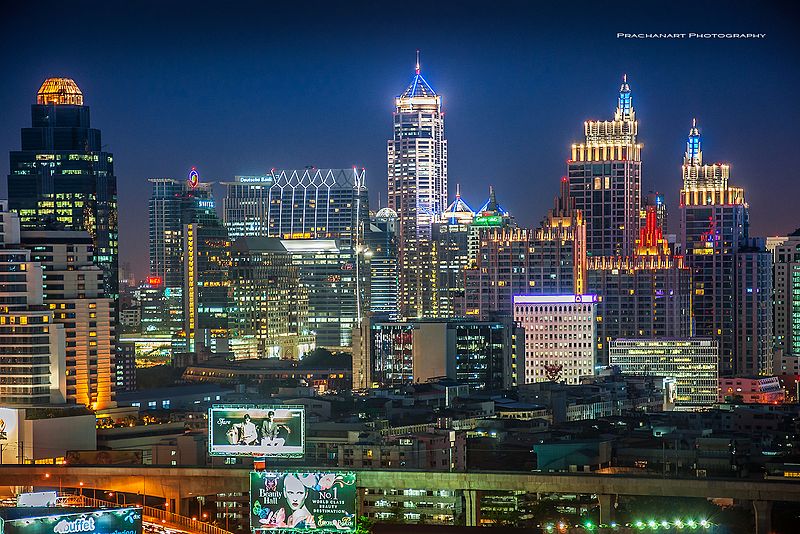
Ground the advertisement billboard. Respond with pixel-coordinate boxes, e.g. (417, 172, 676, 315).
(16, 492, 58, 507)
(1, 508, 142, 534)
(250, 471, 356, 532)
(209, 405, 304, 457)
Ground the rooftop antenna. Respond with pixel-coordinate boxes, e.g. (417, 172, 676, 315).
(415, 50, 420, 75)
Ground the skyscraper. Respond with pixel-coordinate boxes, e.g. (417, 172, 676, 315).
(365, 208, 400, 320)
(774, 230, 800, 361)
(432, 187, 475, 317)
(568, 75, 642, 258)
(22, 230, 115, 409)
(679, 120, 772, 376)
(8, 78, 118, 298)
(388, 53, 448, 318)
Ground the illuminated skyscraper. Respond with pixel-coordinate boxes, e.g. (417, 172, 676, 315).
(388, 53, 448, 318)
(679, 120, 772, 376)
(568, 75, 642, 257)
(365, 208, 400, 320)
(8, 78, 118, 299)
(774, 230, 800, 361)
(432, 186, 475, 317)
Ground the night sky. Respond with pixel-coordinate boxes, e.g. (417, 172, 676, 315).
(2, 1, 798, 279)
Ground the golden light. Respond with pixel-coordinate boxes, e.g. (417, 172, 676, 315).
(44, 473, 50, 478)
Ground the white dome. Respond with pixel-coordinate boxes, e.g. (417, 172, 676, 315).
(375, 207, 398, 220)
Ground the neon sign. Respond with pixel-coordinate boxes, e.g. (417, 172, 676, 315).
(188, 168, 199, 189)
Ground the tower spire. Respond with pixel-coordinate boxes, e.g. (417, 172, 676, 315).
(415, 50, 420, 75)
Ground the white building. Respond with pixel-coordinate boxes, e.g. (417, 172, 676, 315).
(609, 338, 719, 407)
(513, 295, 598, 385)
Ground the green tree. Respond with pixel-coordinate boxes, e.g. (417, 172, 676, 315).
(354, 515, 374, 534)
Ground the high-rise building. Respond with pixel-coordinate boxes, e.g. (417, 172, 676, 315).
(463, 179, 584, 319)
(281, 239, 366, 348)
(229, 237, 314, 360)
(609, 338, 719, 407)
(388, 54, 448, 318)
(21, 230, 116, 409)
(736, 239, 774, 376)
(568, 75, 642, 258)
(222, 169, 369, 248)
(365, 208, 400, 320)
(513, 294, 598, 385)
(643, 191, 668, 235)
(148, 171, 217, 335)
(432, 186, 475, 318)
(8, 78, 118, 299)
(183, 218, 231, 355)
(352, 317, 518, 391)
(679, 120, 772, 376)
(0, 201, 66, 405)
(774, 230, 800, 360)
(587, 206, 693, 365)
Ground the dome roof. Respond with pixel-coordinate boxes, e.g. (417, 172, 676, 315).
(375, 207, 398, 220)
(37, 77, 83, 105)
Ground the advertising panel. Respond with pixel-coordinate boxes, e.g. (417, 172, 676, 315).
(209, 405, 304, 457)
(249, 471, 356, 532)
(2, 508, 142, 534)
(16, 492, 58, 507)
(0, 407, 21, 464)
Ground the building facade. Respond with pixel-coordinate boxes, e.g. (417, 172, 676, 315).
(513, 295, 598, 385)
(568, 76, 641, 258)
(365, 208, 400, 320)
(388, 55, 448, 318)
(432, 188, 475, 318)
(352, 317, 518, 391)
(609, 338, 719, 407)
(774, 230, 800, 359)
(22, 230, 115, 409)
(8, 78, 118, 299)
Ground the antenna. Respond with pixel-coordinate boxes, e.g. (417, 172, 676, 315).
(415, 50, 420, 75)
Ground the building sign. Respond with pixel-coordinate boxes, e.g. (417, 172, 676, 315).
(250, 471, 356, 532)
(188, 168, 199, 189)
(473, 214, 503, 227)
(208, 405, 305, 457)
(2, 508, 142, 534)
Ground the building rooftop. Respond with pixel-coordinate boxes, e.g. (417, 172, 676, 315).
(37, 77, 83, 105)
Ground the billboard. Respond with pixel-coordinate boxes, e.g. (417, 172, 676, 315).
(250, 471, 356, 532)
(1, 508, 142, 534)
(65, 450, 143, 466)
(16, 492, 58, 507)
(209, 405, 305, 457)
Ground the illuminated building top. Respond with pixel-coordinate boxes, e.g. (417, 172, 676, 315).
(395, 51, 441, 113)
(513, 294, 599, 305)
(36, 77, 83, 105)
(681, 119, 730, 190)
(440, 184, 475, 224)
(636, 205, 670, 256)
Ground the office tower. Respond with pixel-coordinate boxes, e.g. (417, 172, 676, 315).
(0, 201, 66, 405)
(679, 120, 772, 375)
(609, 338, 719, 407)
(513, 295, 598, 385)
(281, 240, 366, 348)
(388, 54, 448, 318)
(774, 230, 800, 361)
(148, 171, 216, 334)
(365, 208, 400, 320)
(183, 216, 231, 354)
(530, 177, 587, 296)
(352, 317, 518, 390)
(736, 239, 774, 376)
(229, 237, 313, 360)
(22, 230, 115, 409)
(432, 187, 475, 317)
(222, 169, 368, 247)
(469, 186, 514, 263)
(8, 78, 118, 298)
(568, 75, 642, 257)
(587, 207, 693, 365)
(463, 180, 584, 318)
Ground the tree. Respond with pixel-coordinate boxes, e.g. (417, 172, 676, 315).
(355, 515, 374, 534)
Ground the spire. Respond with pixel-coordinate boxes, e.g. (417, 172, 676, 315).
(636, 205, 669, 256)
(400, 51, 437, 99)
(685, 118, 702, 166)
(616, 74, 633, 120)
(416, 49, 420, 75)
(456, 183, 461, 198)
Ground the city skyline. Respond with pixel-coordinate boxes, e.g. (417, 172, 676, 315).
(2, 1, 799, 281)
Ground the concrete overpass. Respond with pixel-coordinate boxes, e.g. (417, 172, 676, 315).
(2, 466, 797, 533)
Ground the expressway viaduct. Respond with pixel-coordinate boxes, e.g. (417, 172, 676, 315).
(1, 466, 798, 533)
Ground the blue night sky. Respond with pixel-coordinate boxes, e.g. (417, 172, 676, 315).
(1, 0, 798, 278)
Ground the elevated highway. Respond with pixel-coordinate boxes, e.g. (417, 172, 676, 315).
(2, 466, 797, 533)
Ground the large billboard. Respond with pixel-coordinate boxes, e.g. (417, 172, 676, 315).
(65, 450, 143, 465)
(249, 471, 357, 532)
(1, 508, 142, 534)
(209, 405, 305, 457)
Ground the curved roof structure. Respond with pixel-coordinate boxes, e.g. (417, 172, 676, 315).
(375, 207, 398, 220)
(37, 77, 83, 105)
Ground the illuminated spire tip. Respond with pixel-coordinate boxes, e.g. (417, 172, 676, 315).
(415, 49, 420, 75)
